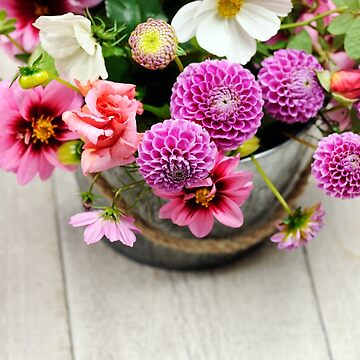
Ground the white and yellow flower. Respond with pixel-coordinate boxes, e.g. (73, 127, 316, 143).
(34, 13, 108, 84)
(171, 0, 293, 64)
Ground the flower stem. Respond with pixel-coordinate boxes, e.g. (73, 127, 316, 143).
(89, 173, 101, 193)
(282, 132, 317, 150)
(280, 7, 348, 30)
(251, 155, 292, 214)
(51, 76, 81, 93)
(111, 180, 146, 208)
(174, 56, 184, 72)
(5, 34, 28, 54)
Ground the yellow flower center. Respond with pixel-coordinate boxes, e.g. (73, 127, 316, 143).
(34, 3, 50, 17)
(31, 114, 57, 144)
(218, 0, 244, 18)
(139, 30, 163, 54)
(195, 188, 215, 208)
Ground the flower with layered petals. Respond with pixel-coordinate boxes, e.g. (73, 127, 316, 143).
(156, 153, 253, 238)
(0, 0, 102, 54)
(170, 59, 264, 151)
(69, 208, 139, 246)
(137, 119, 217, 192)
(63, 79, 143, 175)
(171, 0, 293, 64)
(258, 49, 325, 124)
(271, 203, 325, 251)
(34, 13, 108, 83)
(330, 69, 360, 100)
(0, 81, 82, 184)
(129, 18, 178, 70)
(312, 132, 360, 199)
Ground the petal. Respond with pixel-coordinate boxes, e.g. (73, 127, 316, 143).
(237, 4, 281, 42)
(196, 14, 230, 57)
(188, 208, 214, 238)
(226, 19, 257, 65)
(38, 150, 55, 181)
(16, 146, 39, 185)
(116, 222, 137, 247)
(14, 86, 42, 121)
(171, 1, 208, 43)
(212, 197, 244, 228)
(83, 220, 104, 245)
(69, 211, 102, 227)
(73, 21, 96, 55)
(103, 221, 121, 242)
(247, 0, 293, 17)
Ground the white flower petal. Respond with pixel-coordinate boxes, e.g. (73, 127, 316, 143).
(74, 22, 96, 55)
(237, 4, 280, 41)
(94, 44, 108, 80)
(171, 1, 207, 43)
(226, 20, 257, 64)
(196, 14, 230, 57)
(38, 31, 79, 58)
(246, 0, 293, 17)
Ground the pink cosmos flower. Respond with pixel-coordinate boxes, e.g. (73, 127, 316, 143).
(0, 80, 82, 185)
(63, 80, 143, 175)
(155, 154, 253, 238)
(0, 0, 103, 54)
(69, 209, 139, 246)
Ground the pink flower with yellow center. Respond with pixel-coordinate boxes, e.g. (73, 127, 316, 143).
(0, 81, 82, 184)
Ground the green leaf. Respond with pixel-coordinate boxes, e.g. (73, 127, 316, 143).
(328, 13, 356, 35)
(105, 0, 167, 33)
(316, 70, 331, 92)
(344, 0, 360, 10)
(350, 107, 360, 133)
(287, 30, 313, 53)
(344, 17, 360, 59)
(332, 0, 347, 6)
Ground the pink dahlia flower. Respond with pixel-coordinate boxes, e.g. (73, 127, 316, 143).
(271, 203, 325, 251)
(0, 81, 82, 185)
(170, 59, 264, 151)
(258, 49, 324, 124)
(0, 0, 103, 54)
(137, 119, 217, 192)
(155, 154, 253, 238)
(63, 80, 143, 175)
(69, 209, 139, 246)
(312, 132, 360, 199)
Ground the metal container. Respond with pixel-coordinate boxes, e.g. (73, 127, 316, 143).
(76, 129, 313, 270)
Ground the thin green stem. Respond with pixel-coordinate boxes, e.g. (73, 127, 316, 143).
(111, 180, 146, 208)
(89, 173, 101, 193)
(280, 7, 348, 30)
(5, 34, 28, 53)
(174, 56, 184, 72)
(251, 156, 292, 214)
(51, 76, 81, 93)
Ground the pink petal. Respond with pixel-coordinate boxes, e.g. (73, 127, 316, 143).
(69, 211, 102, 227)
(83, 220, 105, 245)
(211, 197, 244, 228)
(188, 208, 214, 238)
(38, 150, 55, 181)
(116, 222, 137, 247)
(103, 221, 122, 242)
(16, 146, 39, 185)
(14, 86, 42, 121)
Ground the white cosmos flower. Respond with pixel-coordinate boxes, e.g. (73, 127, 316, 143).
(33, 13, 108, 84)
(171, 0, 293, 65)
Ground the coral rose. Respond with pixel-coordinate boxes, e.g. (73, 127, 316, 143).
(63, 80, 143, 174)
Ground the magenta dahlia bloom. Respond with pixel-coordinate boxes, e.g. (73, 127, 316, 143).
(137, 119, 217, 192)
(0, 0, 102, 53)
(170, 60, 264, 151)
(355, 101, 360, 118)
(271, 203, 325, 251)
(155, 153, 253, 238)
(69, 208, 139, 246)
(0, 81, 82, 185)
(312, 132, 360, 199)
(258, 49, 325, 124)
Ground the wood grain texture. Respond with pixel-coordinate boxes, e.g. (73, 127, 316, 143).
(0, 172, 72, 360)
(301, 180, 360, 360)
(54, 171, 330, 360)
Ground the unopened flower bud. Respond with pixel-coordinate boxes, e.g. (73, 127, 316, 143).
(57, 140, 83, 165)
(129, 18, 178, 70)
(331, 69, 360, 100)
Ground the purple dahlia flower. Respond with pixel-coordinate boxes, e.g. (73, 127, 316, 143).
(271, 203, 325, 251)
(312, 132, 360, 199)
(137, 119, 217, 192)
(258, 49, 325, 124)
(170, 60, 264, 151)
(355, 101, 360, 118)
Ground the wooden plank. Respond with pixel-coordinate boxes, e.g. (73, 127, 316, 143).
(0, 172, 73, 360)
(54, 171, 330, 360)
(301, 180, 360, 360)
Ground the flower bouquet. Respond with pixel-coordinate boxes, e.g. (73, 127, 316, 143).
(0, 0, 359, 269)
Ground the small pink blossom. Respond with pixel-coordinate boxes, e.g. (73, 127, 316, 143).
(63, 80, 143, 175)
(0, 81, 82, 184)
(271, 203, 325, 251)
(69, 209, 139, 246)
(156, 154, 253, 238)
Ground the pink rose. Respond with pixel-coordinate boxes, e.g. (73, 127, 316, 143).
(63, 80, 143, 174)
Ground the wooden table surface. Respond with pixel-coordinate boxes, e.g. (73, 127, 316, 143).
(1, 51, 360, 360)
